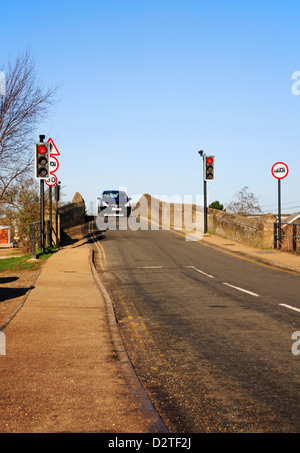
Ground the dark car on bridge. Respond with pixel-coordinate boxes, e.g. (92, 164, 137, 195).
(97, 190, 132, 217)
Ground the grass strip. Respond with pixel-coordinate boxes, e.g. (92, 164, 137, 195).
(0, 246, 57, 273)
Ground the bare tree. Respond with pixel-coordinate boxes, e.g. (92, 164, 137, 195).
(226, 186, 262, 216)
(0, 49, 58, 201)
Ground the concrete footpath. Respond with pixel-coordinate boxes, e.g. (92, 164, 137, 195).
(0, 227, 167, 433)
(199, 232, 300, 275)
(0, 225, 299, 433)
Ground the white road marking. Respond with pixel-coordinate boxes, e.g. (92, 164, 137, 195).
(140, 266, 164, 269)
(279, 303, 300, 314)
(223, 282, 260, 297)
(185, 266, 215, 279)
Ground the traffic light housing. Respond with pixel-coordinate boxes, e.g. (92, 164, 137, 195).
(204, 155, 215, 181)
(35, 142, 50, 179)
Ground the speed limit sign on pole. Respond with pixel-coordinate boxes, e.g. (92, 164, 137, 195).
(271, 162, 289, 249)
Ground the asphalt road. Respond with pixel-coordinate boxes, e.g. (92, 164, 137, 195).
(90, 217, 300, 433)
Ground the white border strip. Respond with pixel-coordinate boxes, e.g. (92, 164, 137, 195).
(185, 265, 215, 279)
(223, 282, 260, 297)
(279, 303, 300, 314)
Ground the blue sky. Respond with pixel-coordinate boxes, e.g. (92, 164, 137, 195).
(1, 0, 300, 213)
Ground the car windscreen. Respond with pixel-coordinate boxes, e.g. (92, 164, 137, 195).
(102, 191, 128, 202)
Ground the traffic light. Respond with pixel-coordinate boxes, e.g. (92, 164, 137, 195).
(35, 142, 50, 179)
(204, 155, 215, 181)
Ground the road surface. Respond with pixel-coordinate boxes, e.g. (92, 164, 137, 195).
(89, 217, 300, 433)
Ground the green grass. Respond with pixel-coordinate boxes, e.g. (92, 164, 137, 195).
(0, 246, 57, 273)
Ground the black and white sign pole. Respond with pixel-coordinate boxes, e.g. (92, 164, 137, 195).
(278, 178, 281, 247)
(271, 162, 289, 249)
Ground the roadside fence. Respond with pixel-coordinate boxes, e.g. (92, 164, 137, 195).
(274, 222, 300, 253)
(31, 220, 54, 258)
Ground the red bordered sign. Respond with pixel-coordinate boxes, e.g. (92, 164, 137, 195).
(271, 162, 289, 180)
(45, 138, 60, 186)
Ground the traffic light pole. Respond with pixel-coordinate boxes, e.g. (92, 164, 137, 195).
(198, 150, 208, 234)
(204, 178, 207, 234)
(40, 179, 45, 253)
(39, 135, 45, 253)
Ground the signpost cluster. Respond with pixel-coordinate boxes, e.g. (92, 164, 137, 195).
(197, 153, 289, 248)
(35, 135, 60, 253)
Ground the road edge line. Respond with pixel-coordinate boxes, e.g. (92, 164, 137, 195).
(88, 245, 169, 434)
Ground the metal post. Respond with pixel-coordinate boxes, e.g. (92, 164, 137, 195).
(198, 150, 207, 234)
(274, 223, 278, 249)
(31, 223, 36, 259)
(293, 223, 297, 251)
(204, 179, 207, 234)
(49, 186, 52, 247)
(38, 134, 45, 253)
(55, 182, 61, 246)
(40, 179, 45, 253)
(278, 179, 281, 249)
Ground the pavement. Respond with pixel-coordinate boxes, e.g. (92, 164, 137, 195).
(0, 224, 167, 433)
(199, 232, 300, 275)
(0, 222, 299, 433)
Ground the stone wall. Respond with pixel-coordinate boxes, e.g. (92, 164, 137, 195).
(134, 194, 202, 231)
(207, 209, 276, 249)
(134, 194, 276, 249)
(58, 193, 86, 230)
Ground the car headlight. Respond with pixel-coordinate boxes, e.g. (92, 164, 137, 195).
(124, 202, 131, 207)
(101, 201, 109, 207)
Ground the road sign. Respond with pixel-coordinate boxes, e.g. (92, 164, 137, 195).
(271, 162, 289, 179)
(45, 137, 60, 187)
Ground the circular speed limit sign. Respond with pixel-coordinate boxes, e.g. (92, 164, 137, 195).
(271, 162, 289, 179)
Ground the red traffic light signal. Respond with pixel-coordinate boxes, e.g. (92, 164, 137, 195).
(204, 155, 215, 181)
(35, 142, 50, 179)
(37, 145, 47, 154)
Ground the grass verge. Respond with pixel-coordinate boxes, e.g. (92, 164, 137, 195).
(0, 246, 58, 273)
